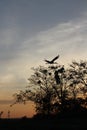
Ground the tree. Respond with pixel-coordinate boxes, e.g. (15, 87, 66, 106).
(13, 63, 69, 114)
(13, 58, 87, 115)
(67, 60, 87, 109)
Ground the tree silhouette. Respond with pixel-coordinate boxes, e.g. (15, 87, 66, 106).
(67, 60, 87, 110)
(13, 58, 87, 116)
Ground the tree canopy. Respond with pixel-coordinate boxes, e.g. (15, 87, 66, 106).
(13, 57, 87, 116)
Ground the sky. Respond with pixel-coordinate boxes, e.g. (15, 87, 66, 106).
(0, 0, 87, 118)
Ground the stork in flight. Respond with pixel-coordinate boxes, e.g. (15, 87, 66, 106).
(44, 55, 59, 64)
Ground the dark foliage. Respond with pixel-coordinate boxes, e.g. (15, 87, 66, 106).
(13, 58, 87, 116)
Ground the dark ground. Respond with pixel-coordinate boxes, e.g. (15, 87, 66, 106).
(0, 111, 87, 130)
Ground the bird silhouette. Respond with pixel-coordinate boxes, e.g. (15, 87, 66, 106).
(57, 66, 65, 73)
(54, 71, 60, 84)
(44, 55, 59, 64)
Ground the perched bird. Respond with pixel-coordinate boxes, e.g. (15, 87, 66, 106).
(57, 66, 65, 73)
(44, 55, 59, 64)
(54, 71, 60, 84)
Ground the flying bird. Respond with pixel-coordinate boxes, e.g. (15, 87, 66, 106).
(44, 55, 59, 64)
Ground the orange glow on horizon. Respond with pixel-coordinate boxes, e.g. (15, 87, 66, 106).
(0, 101, 36, 118)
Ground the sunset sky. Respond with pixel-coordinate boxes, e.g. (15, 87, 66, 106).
(0, 0, 87, 118)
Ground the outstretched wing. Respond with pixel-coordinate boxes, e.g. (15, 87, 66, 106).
(52, 55, 59, 62)
(44, 59, 50, 63)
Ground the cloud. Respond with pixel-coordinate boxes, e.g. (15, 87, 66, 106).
(0, 72, 28, 98)
(0, 99, 13, 105)
(24, 13, 87, 63)
(0, 11, 87, 67)
(0, 12, 87, 101)
(0, 12, 87, 75)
